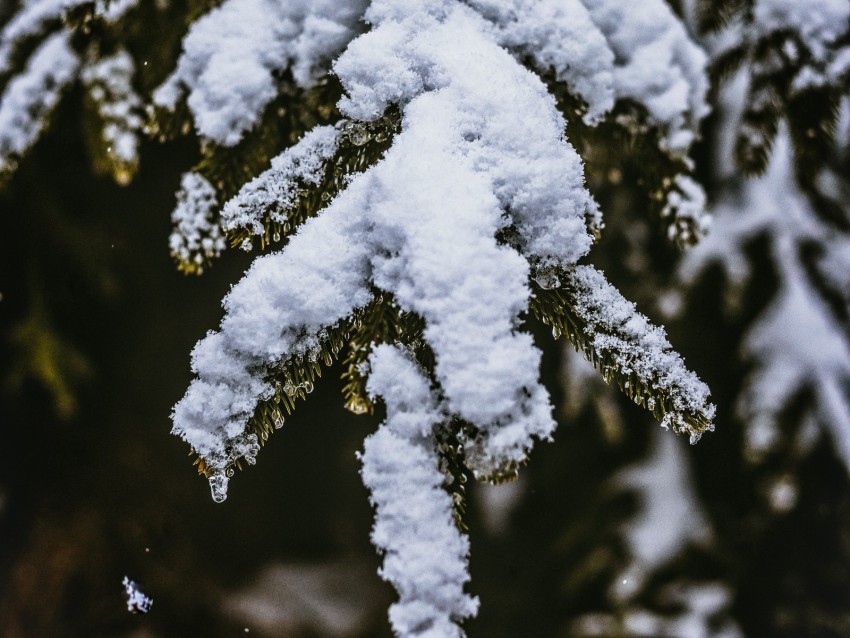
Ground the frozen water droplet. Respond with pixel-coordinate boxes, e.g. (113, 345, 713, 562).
(273, 413, 285, 429)
(534, 267, 560, 290)
(209, 472, 229, 503)
(348, 401, 368, 415)
(349, 127, 369, 146)
(272, 231, 280, 242)
(552, 326, 561, 339)
(304, 381, 314, 394)
(226, 467, 235, 478)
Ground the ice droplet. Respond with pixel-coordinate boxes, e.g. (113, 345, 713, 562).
(348, 400, 369, 415)
(349, 127, 369, 146)
(209, 472, 229, 503)
(272, 231, 281, 242)
(533, 267, 560, 290)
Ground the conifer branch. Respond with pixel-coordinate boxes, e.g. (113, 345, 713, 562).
(341, 291, 426, 416)
(80, 47, 144, 185)
(551, 87, 709, 246)
(192, 318, 351, 478)
(694, 0, 748, 35)
(530, 265, 716, 441)
(223, 108, 401, 252)
(169, 172, 226, 275)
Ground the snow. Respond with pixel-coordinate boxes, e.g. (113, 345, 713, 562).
(361, 345, 478, 637)
(0, 0, 137, 77)
(167, 4, 722, 629)
(221, 125, 342, 237)
(153, 0, 368, 145)
(571, 429, 740, 638)
(467, 0, 616, 123)
(580, 0, 710, 152)
(174, 0, 606, 487)
(681, 130, 850, 472)
(122, 576, 153, 614)
(753, 0, 850, 62)
(169, 173, 227, 272)
(0, 0, 80, 77)
(0, 30, 79, 174)
(80, 49, 143, 181)
(711, 0, 850, 91)
(663, 175, 711, 245)
(613, 429, 711, 600)
(566, 265, 716, 442)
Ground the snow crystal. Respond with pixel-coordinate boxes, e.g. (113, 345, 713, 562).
(361, 345, 478, 638)
(154, 0, 368, 145)
(0, 30, 79, 174)
(169, 172, 227, 272)
(221, 125, 342, 236)
(580, 0, 710, 152)
(122, 576, 153, 614)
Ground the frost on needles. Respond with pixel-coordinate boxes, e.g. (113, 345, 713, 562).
(167, 0, 716, 635)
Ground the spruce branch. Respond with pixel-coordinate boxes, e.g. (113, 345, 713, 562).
(706, 3, 850, 180)
(341, 291, 426, 416)
(80, 47, 144, 185)
(552, 87, 709, 247)
(193, 290, 425, 478)
(223, 107, 401, 253)
(694, 0, 749, 35)
(192, 318, 351, 478)
(530, 265, 716, 441)
(169, 172, 226, 275)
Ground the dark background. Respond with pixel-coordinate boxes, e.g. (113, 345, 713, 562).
(2, 82, 850, 638)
